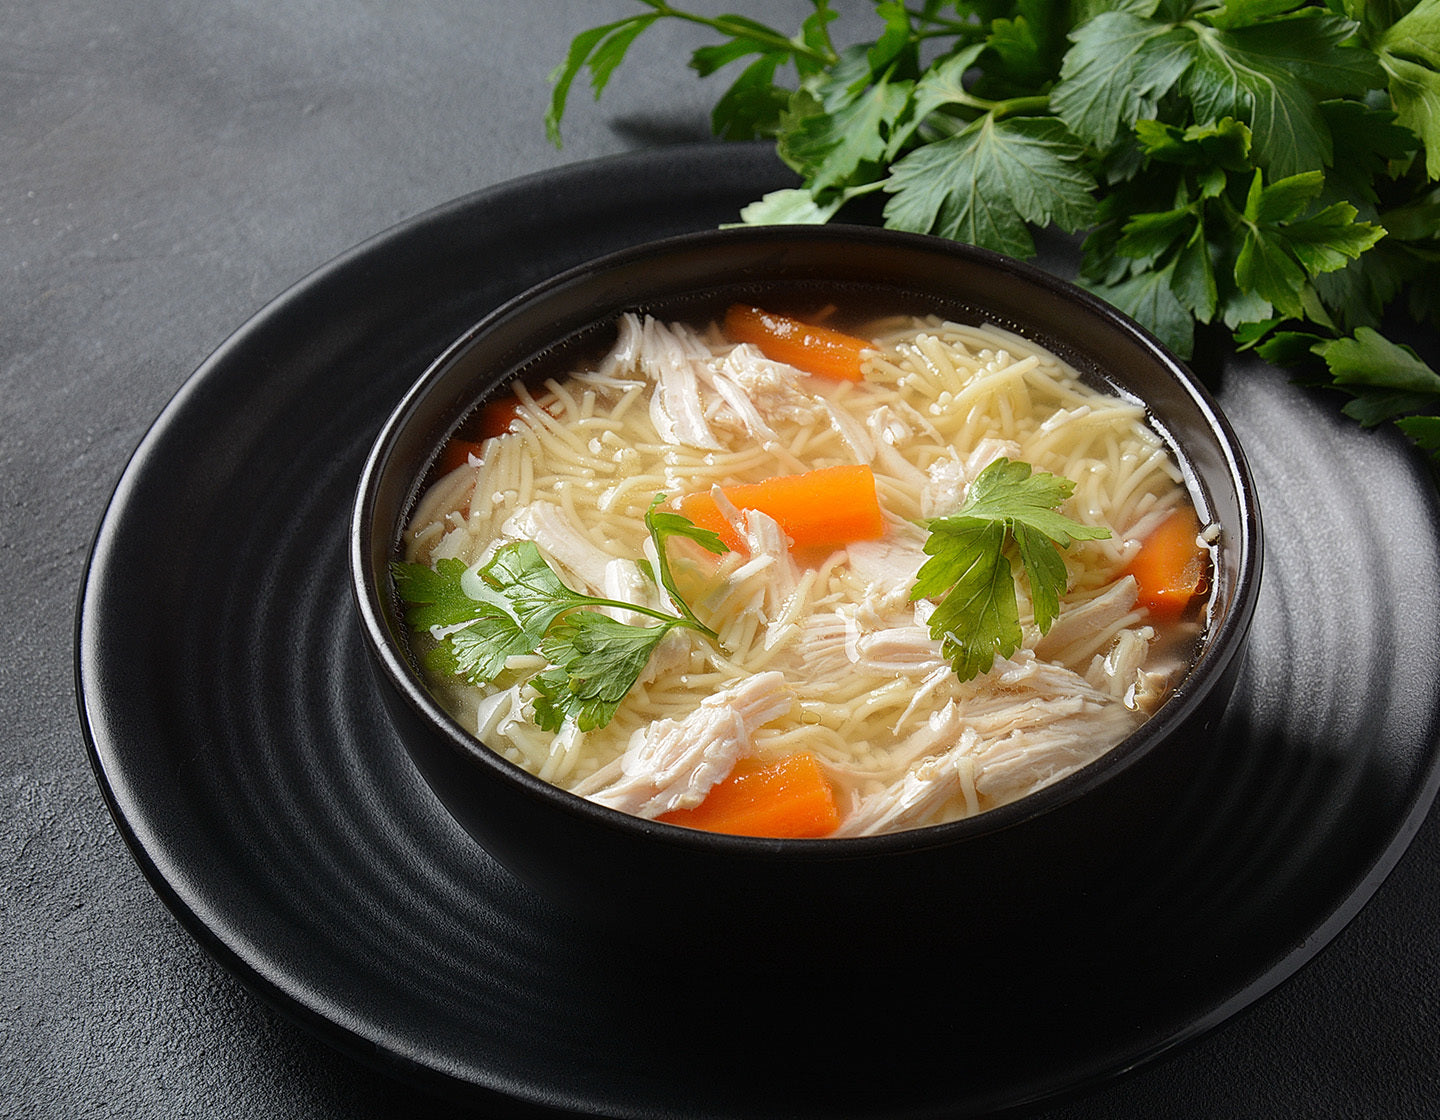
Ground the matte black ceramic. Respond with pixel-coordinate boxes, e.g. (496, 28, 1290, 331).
(351, 224, 1261, 958)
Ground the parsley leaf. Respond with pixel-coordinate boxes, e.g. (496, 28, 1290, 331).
(546, 1, 1440, 461)
(534, 614, 674, 732)
(392, 556, 536, 682)
(912, 458, 1112, 682)
(1314, 326, 1440, 427)
(779, 57, 914, 195)
(545, 13, 659, 146)
(1053, 11, 1193, 151)
(1377, 0, 1440, 178)
(1178, 10, 1383, 178)
(1233, 169, 1386, 320)
(392, 496, 727, 731)
(883, 115, 1097, 257)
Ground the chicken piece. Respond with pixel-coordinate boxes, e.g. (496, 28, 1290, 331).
(500, 501, 612, 594)
(582, 671, 793, 818)
(1033, 576, 1143, 670)
(711, 342, 826, 435)
(834, 652, 1144, 834)
(832, 708, 977, 836)
(921, 437, 1023, 518)
(605, 314, 724, 450)
(843, 536, 928, 612)
(962, 654, 1142, 804)
(1085, 626, 1153, 702)
(603, 312, 832, 452)
(600, 556, 654, 626)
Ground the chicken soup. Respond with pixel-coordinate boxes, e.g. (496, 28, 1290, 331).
(393, 302, 1214, 838)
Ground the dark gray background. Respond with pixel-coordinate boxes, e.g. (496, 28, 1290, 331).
(5, 1, 1438, 1116)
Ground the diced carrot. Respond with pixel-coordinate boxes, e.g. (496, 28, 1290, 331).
(723, 303, 872, 381)
(658, 752, 840, 838)
(679, 463, 886, 553)
(1123, 507, 1209, 620)
(433, 395, 532, 475)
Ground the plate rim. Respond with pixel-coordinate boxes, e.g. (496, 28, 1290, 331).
(73, 140, 1440, 1119)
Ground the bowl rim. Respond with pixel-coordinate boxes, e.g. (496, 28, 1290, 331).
(349, 222, 1263, 859)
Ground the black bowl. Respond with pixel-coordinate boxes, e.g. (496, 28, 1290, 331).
(350, 225, 1261, 958)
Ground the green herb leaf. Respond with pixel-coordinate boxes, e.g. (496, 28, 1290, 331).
(1053, 11, 1192, 150)
(1397, 413, 1440, 453)
(547, 0, 1440, 460)
(1233, 169, 1386, 319)
(1086, 259, 1199, 357)
(1315, 326, 1440, 426)
(780, 66, 915, 194)
(392, 556, 492, 631)
(393, 499, 727, 731)
(1180, 10, 1384, 178)
(736, 186, 846, 225)
(641, 493, 728, 637)
(882, 115, 1097, 257)
(1377, 0, 1440, 178)
(545, 14, 659, 146)
(534, 614, 673, 732)
(392, 555, 538, 684)
(912, 458, 1112, 682)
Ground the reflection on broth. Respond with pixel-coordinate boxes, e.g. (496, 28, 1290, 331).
(395, 302, 1214, 838)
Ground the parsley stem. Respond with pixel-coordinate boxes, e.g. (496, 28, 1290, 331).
(902, 10, 990, 41)
(650, 554, 719, 639)
(950, 91, 1051, 120)
(635, 1, 835, 66)
(563, 594, 714, 638)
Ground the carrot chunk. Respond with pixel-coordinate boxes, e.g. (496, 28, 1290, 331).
(433, 396, 534, 475)
(1124, 507, 1209, 620)
(679, 463, 886, 553)
(658, 753, 840, 838)
(723, 303, 872, 381)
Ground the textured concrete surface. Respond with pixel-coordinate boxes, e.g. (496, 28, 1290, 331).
(4, 2, 1438, 1117)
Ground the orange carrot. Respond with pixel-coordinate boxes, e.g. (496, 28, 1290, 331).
(723, 303, 872, 381)
(679, 464, 885, 553)
(433, 395, 533, 475)
(1124, 507, 1209, 620)
(658, 753, 840, 838)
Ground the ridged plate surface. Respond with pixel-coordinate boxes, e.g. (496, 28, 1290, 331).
(76, 143, 1440, 1119)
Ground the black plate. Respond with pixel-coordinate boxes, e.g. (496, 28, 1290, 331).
(76, 143, 1440, 1119)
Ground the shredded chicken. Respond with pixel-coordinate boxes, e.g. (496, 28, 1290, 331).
(843, 537, 927, 611)
(922, 437, 1022, 517)
(600, 557, 652, 625)
(1034, 577, 1143, 668)
(824, 652, 1144, 835)
(599, 313, 828, 452)
(712, 342, 826, 432)
(963, 654, 1142, 804)
(500, 501, 613, 594)
(579, 671, 793, 817)
(833, 711, 978, 836)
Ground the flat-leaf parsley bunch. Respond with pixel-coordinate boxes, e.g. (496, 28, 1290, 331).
(548, 0, 1440, 458)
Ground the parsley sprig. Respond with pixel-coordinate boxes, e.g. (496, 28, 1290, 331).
(393, 496, 728, 732)
(912, 458, 1112, 681)
(547, 0, 1440, 460)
